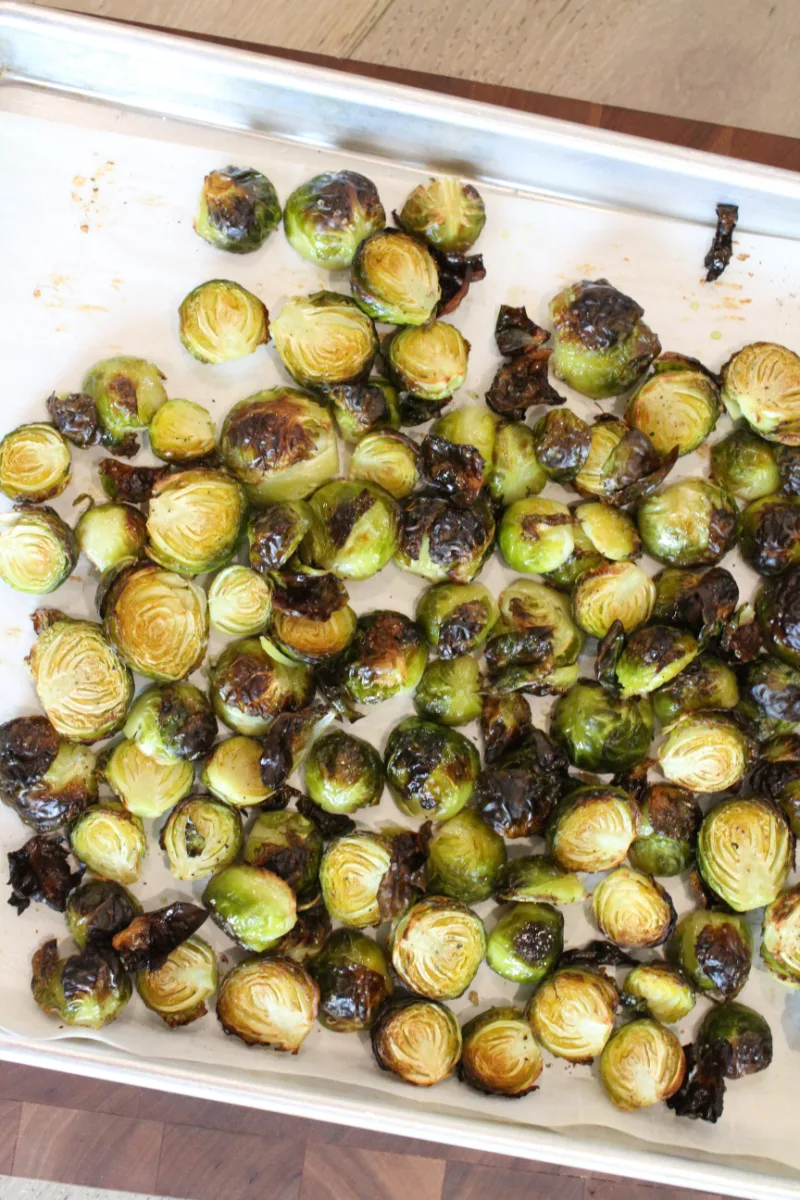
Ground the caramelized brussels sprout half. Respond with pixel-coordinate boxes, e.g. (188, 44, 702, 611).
(711, 427, 781, 500)
(550, 680, 653, 773)
(397, 177, 485, 252)
(496, 578, 585, 668)
(418, 433, 485, 509)
(656, 712, 753, 793)
(487, 901, 563, 984)
(627, 360, 719, 456)
(425, 808, 506, 904)
(304, 729, 384, 815)
(309, 928, 393, 1032)
(319, 831, 392, 928)
(572, 561, 655, 638)
(740, 655, 800, 742)
(201, 735, 274, 808)
(372, 997, 461, 1087)
(75, 503, 146, 575)
(628, 784, 701, 877)
(652, 655, 739, 726)
(739, 492, 800, 576)
(459, 1006, 542, 1097)
(413, 654, 482, 726)
(531, 408, 591, 483)
(756, 565, 800, 667)
(574, 417, 675, 507)
(321, 610, 428, 714)
(32, 939, 131, 1029)
(82, 356, 167, 441)
(762, 884, 800, 986)
(349, 431, 418, 499)
(0, 719, 97, 832)
(102, 737, 194, 820)
(592, 867, 676, 949)
(179, 279, 268, 364)
(395, 495, 495, 584)
(488, 421, 547, 504)
(137, 935, 217, 1027)
(273, 902, 331, 964)
(638, 478, 738, 567)
(575, 501, 641, 561)
(206, 566, 271, 636)
(284, 170, 385, 269)
(600, 1019, 685, 1111)
(195, 165, 280, 253)
(498, 497, 574, 575)
(329, 378, 400, 446)
(697, 797, 791, 912)
(146, 468, 247, 576)
(160, 795, 243, 880)
(390, 895, 485, 1000)
(124, 683, 216, 766)
(622, 962, 695, 1023)
(243, 810, 322, 899)
(528, 967, 618, 1062)
(272, 604, 357, 667)
(386, 321, 469, 401)
(304, 480, 399, 580)
(721, 341, 800, 444)
(148, 397, 216, 464)
(417, 581, 498, 659)
(432, 404, 497, 466)
(248, 501, 313, 573)
(209, 636, 313, 735)
(669, 910, 753, 998)
(696, 1001, 773, 1080)
(271, 292, 377, 389)
(548, 784, 640, 872)
(203, 865, 296, 952)
(0, 423, 71, 503)
(217, 955, 319, 1050)
(385, 716, 480, 820)
(612, 625, 698, 698)
(351, 229, 440, 325)
(0, 505, 76, 595)
(474, 732, 569, 838)
(550, 279, 660, 399)
(66, 879, 141, 949)
(102, 563, 209, 682)
(70, 801, 146, 885)
(495, 853, 586, 904)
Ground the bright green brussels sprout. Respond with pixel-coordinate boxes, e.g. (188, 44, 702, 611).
(413, 654, 482, 726)
(762, 884, 800, 986)
(397, 177, 485, 252)
(385, 716, 480, 820)
(531, 408, 591, 484)
(75, 503, 146, 574)
(304, 480, 399, 580)
(721, 341, 800, 444)
(459, 1006, 542, 1097)
(627, 784, 700, 877)
(0, 423, 71, 504)
(102, 563, 209, 682)
(416, 581, 499, 659)
(349, 430, 418, 499)
(82, 357, 167, 441)
(572, 561, 655, 638)
(739, 492, 800, 576)
(627, 360, 720, 456)
(216, 955, 319, 1050)
(371, 997, 462, 1087)
(433, 405, 498, 470)
(386, 321, 469, 401)
(309, 928, 393, 1032)
(425, 808, 506, 904)
(486, 901, 563, 984)
(652, 655, 739, 726)
(201, 735, 274, 808)
(528, 967, 619, 1062)
(544, 526, 607, 592)
(328, 378, 400, 445)
(123, 682, 216, 765)
(756, 565, 800, 667)
(697, 796, 791, 912)
(102, 737, 194, 819)
(622, 962, 695, 1023)
(575, 501, 641, 561)
(0, 505, 77, 594)
(390, 895, 485, 1000)
(148, 398, 216, 463)
(203, 864, 296, 952)
(32, 939, 131, 1029)
(600, 1019, 685, 1111)
(592, 867, 676, 949)
(284, 170, 385, 269)
(248, 501, 313, 572)
(351, 229, 440, 325)
(195, 165, 280, 253)
(638, 479, 738, 567)
(495, 854, 586, 904)
(146, 468, 247, 576)
(209, 636, 313, 735)
(711, 427, 781, 500)
(220, 389, 338, 505)
(498, 497, 574, 575)
(394, 495, 495, 584)
(613, 625, 698, 698)
(669, 910, 753, 998)
(243, 810, 322, 899)
(29, 613, 133, 742)
(178, 279, 268, 364)
(304, 729, 384, 815)
(271, 292, 377, 389)
(137, 935, 218, 1027)
(548, 784, 640, 872)
(496, 578, 585, 668)
(321, 610, 428, 713)
(656, 712, 753, 793)
(70, 800, 146, 884)
(488, 421, 548, 504)
(319, 831, 392, 928)
(207, 566, 272, 637)
(160, 794, 243, 880)
(550, 680, 653, 773)
(549, 279, 660, 399)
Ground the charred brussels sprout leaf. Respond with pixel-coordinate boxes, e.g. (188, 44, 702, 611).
(273, 901, 331, 963)
(47, 391, 137, 455)
(496, 854, 586, 905)
(390, 895, 485, 1000)
(124, 682, 216, 765)
(498, 497, 575, 575)
(146, 468, 247, 576)
(527, 967, 618, 1062)
(657, 712, 753, 793)
(417, 581, 499, 659)
(304, 729, 384, 815)
(628, 784, 701, 877)
(638, 478, 738, 567)
(102, 563, 209, 683)
(284, 170, 385, 270)
(0, 505, 77, 594)
(102, 737, 194, 819)
(592, 867, 676, 949)
(70, 801, 146, 885)
(75, 502, 146, 575)
(328, 378, 400, 445)
(622, 962, 695, 1023)
(485, 309, 564, 420)
(319, 610, 427, 716)
(385, 716, 480, 820)
(217, 956, 319, 1051)
(310, 928, 393, 1032)
(600, 1019, 685, 1111)
(531, 408, 592, 483)
(0, 423, 71, 503)
(573, 417, 675, 507)
(98, 459, 169, 503)
(137, 935, 217, 1027)
(696, 1001, 772, 1078)
(666, 1043, 729, 1124)
(243, 809, 321, 900)
(721, 342, 800, 444)
(111, 902, 208, 973)
(550, 679, 653, 773)
(258, 704, 334, 796)
(161, 795, 243, 881)
(209, 636, 313, 736)
(148, 398, 216, 464)
(305, 481, 399, 580)
(474, 732, 569, 839)
(711, 427, 781, 501)
(396, 177, 485, 253)
(0, 722, 97, 833)
(487, 901, 563, 984)
(201, 735, 277, 808)
(496, 577, 585, 668)
(762, 884, 800, 986)
(652, 565, 739, 643)
(203, 864, 296, 952)
(395, 495, 495, 584)
(66, 880, 141, 949)
(82, 357, 167, 441)
(697, 797, 791, 912)
(372, 997, 461, 1087)
(418, 435, 484, 508)
(572, 560, 655, 638)
(669, 910, 753, 998)
(611, 625, 698, 698)
(777, 443, 800, 494)
(480, 692, 533, 764)
(351, 229, 440, 325)
(271, 292, 377, 389)
(7, 834, 82, 914)
(459, 1005, 543, 1097)
(756, 565, 800, 667)
(248, 501, 313, 572)
(548, 785, 640, 873)
(195, 165, 280, 253)
(414, 654, 482, 726)
(32, 939, 131, 1029)
(319, 831, 393, 927)
(739, 492, 800, 576)
(432, 405, 498, 470)
(627, 358, 719, 456)
(386, 320, 469, 402)
(208, 566, 272, 636)
(704, 202, 738, 280)
(179, 279, 268, 364)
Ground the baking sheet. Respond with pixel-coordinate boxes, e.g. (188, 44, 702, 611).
(3, 42, 800, 1197)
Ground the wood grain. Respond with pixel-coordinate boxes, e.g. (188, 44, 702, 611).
(299, 1144, 446, 1200)
(155, 1124, 304, 1200)
(0, 1101, 23, 1175)
(442, 1161, 585, 1200)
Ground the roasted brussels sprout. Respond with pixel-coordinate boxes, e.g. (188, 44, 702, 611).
(146, 468, 247, 576)
(304, 729, 384, 815)
(697, 796, 791, 912)
(75, 503, 146, 575)
(284, 170, 385, 269)
(638, 479, 738, 567)
(652, 655, 739, 726)
(148, 398, 216, 465)
(711, 427, 781, 501)
(271, 292, 377, 389)
(328, 378, 400, 445)
(47, 390, 135, 455)
(351, 229, 440, 325)
(656, 712, 753, 793)
(271, 600, 356, 668)
(756, 564, 800, 667)
(487, 421, 547, 504)
(217, 955, 319, 1050)
(160, 795, 243, 880)
(7, 833, 83, 914)
(610, 625, 698, 698)
(495, 854, 586, 904)
(762, 884, 800, 986)
(394, 495, 495, 584)
(777, 443, 800, 494)
(486, 901, 563, 984)
(0, 718, 98, 832)
(627, 358, 720, 456)
(528, 967, 618, 1062)
(318, 831, 392, 927)
(418, 435, 485, 508)
(721, 342, 800, 444)
(622, 962, 695, 1023)
(111, 901, 208, 973)
(29, 613, 133, 742)
(70, 801, 146, 885)
(574, 417, 675, 507)
(459, 1006, 542, 1097)
(309, 928, 393, 1032)
(548, 784, 640, 872)
(66, 879, 142, 949)
(248, 501, 313, 572)
(652, 565, 739, 641)
(739, 492, 800, 576)
(600, 1019, 685, 1111)
(627, 784, 701, 876)
(550, 680, 653, 773)
(531, 408, 592, 483)
(207, 566, 272, 637)
(592, 867, 676, 949)
(430, 404, 496, 469)
(0, 506, 77, 594)
(195, 165, 280, 253)
(751, 735, 800, 833)
(243, 810, 322, 899)
(273, 902, 331, 963)
(474, 732, 569, 838)
(397, 177, 485, 252)
(98, 460, 170, 504)
(201, 735, 274, 808)
(258, 705, 334, 797)
(102, 737, 194, 820)
(425, 808, 506, 904)
(390, 895, 485, 1000)
(0, 423, 71, 503)
(123, 683, 216, 766)
(669, 910, 753, 998)
(417, 581, 499, 659)
(385, 716, 480, 820)
(479, 691, 533, 764)
(203, 864, 296, 952)
(575, 501, 641, 562)
(495, 577, 585, 670)
(32, 939, 131, 1029)
(498, 497, 574, 575)
(385, 321, 469, 402)
(209, 636, 313, 735)
(349, 431, 418, 499)
(696, 1001, 773, 1079)
(413, 654, 482, 726)
(179, 279, 268, 364)
(739, 655, 800, 742)
(319, 610, 428, 717)
(372, 997, 461, 1087)
(137, 935, 217, 1027)
(304, 481, 399, 580)
(102, 563, 209, 682)
(82, 357, 167, 442)
(572, 561, 655, 638)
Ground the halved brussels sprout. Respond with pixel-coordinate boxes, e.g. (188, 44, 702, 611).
(777, 443, 800, 494)
(669, 910, 753, 998)
(488, 421, 548, 504)
(414, 654, 482, 726)
(592, 867, 676, 949)
(82, 357, 167, 441)
(310, 928, 393, 1032)
(638, 479, 738, 567)
(304, 480, 399, 580)
(70, 800, 146, 884)
(544, 526, 606, 592)
(550, 680, 653, 773)
(195, 165, 280, 253)
(390, 895, 485, 1000)
(75, 503, 146, 575)
(29, 614, 133, 742)
(628, 784, 701, 877)
(496, 578, 585, 668)
(474, 731, 569, 838)
(487, 901, 563, 984)
(711, 427, 781, 501)
(600, 1019, 685, 1111)
(137, 935, 217, 1027)
(372, 997, 462, 1087)
(0, 423, 71, 503)
(657, 712, 753, 793)
(426, 808, 506, 904)
(271, 603, 357, 666)
(495, 854, 586, 904)
(201, 735, 273, 807)
(397, 177, 485, 252)
(148, 398, 216, 463)
(161, 794, 243, 880)
(248, 501, 313, 572)
(548, 784, 640, 872)
(0, 506, 77, 594)
(527, 967, 618, 1061)
(652, 655, 739, 726)
(243, 810, 322, 899)
(385, 716, 480, 820)
(740, 655, 800, 742)
(273, 903, 331, 964)
(319, 831, 392, 928)
(417, 581, 499, 660)
(622, 962, 695, 1023)
(0, 734, 97, 832)
(209, 636, 313, 735)
(572, 561, 655, 638)
(696, 1001, 773, 1079)
(32, 939, 131, 1029)
(102, 563, 209, 682)
(613, 625, 698, 698)
(271, 292, 377, 389)
(217, 955, 319, 1050)
(459, 1006, 542, 1097)
(351, 229, 440, 325)
(146, 468, 247, 576)
(532, 408, 591, 484)
(386, 321, 469, 401)
(349, 431, 418, 499)
(697, 796, 791, 912)
(179, 279, 268, 364)
(756, 565, 800, 667)
(208, 566, 272, 636)
(328, 378, 400, 445)
(574, 417, 675, 507)
(762, 884, 800, 986)
(721, 342, 800, 444)
(432, 405, 497, 467)
(203, 865, 296, 952)
(575, 502, 640, 561)
(320, 610, 428, 714)
(304, 729, 384, 815)
(66, 879, 142, 949)
(653, 565, 739, 641)
(284, 170, 385, 269)
(395, 496, 495, 584)
(739, 492, 800, 576)
(627, 361, 719, 456)
(124, 682, 216, 765)
(573, 417, 627, 498)
(498, 497, 575, 575)
(102, 737, 194, 819)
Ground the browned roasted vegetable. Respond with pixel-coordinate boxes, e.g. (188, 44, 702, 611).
(111, 902, 208, 972)
(475, 731, 570, 838)
(704, 203, 738, 282)
(480, 692, 534, 764)
(98, 459, 170, 503)
(418, 435, 485, 507)
(8, 834, 83, 914)
(486, 305, 564, 419)
(47, 392, 138, 456)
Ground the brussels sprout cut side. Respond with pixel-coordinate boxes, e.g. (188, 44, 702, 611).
(460, 1006, 543, 1097)
(201, 735, 274, 808)
(528, 967, 618, 1062)
(0, 423, 71, 503)
(70, 801, 147, 885)
(195, 165, 280, 253)
(622, 962, 695, 1024)
(372, 998, 462, 1087)
(657, 713, 753, 794)
(351, 229, 440, 325)
(0, 506, 77, 594)
(390, 896, 486, 1000)
(592, 867, 676, 949)
(349, 431, 418, 499)
(217, 956, 319, 1051)
(179, 279, 269, 364)
(102, 737, 194, 820)
(762, 885, 800, 986)
(284, 170, 385, 270)
(722, 342, 800, 444)
(208, 566, 272, 636)
(161, 795, 243, 880)
(386, 321, 469, 402)
(548, 785, 639, 873)
(697, 797, 791, 912)
(137, 936, 218, 1027)
(149, 398, 216, 463)
(600, 1020, 685, 1111)
(271, 292, 377, 390)
(147, 468, 247, 576)
(102, 563, 209, 683)
(572, 561, 655, 638)
(397, 177, 485, 253)
(627, 356, 719, 457)
(319, 831, 393, 928)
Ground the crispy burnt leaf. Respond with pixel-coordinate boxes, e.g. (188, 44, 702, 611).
(433, 249, 486, 317)
(596, 620, 625, 691)
(480, 692, 534, 765)
(494, 306, 549, 357)
(704, 203, 739, 283)
(98, 460, 170, 503)
(8, 835, 83, 915)
(667, 1042, 729, 1123)
(419, 435, 485, 508)
(271, 572, 348, 621)
(377, 830, 429, 922)
(47, 392, 139, 456)
(601, 428, 678, 508)
(559, 940, 635, 969)
(717, 604, 763, 664)
(475, 733, 569, 838)
(484, 629, 554, 678)
(296, 794, 357, 840)
(486, 305, 565, 419)
(0, 717, 59, 789)
(260, 704, 333, 793)
(111, 902, 208, 972)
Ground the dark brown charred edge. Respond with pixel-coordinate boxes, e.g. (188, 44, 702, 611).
(610, 759, 652, 806)
(667, 1043, 729, 1123)
(595, 620, 625, 692)
(314, 961, 390, 1030)
(695, 921, 751, 995)
(224, 397, 316, 473)
(494, 305, 550, 357)
(438, 599, 491, 660)
(61, 943, 128, 1003)
(31, 608, 67, 636)
(111, 902, 208, 972)
(747, 661, 800, 723)
(645, 785, 701, 843)
(31, 937, 61, 991)
(656, 566, 739, 641)
(6, 773, 93, 834)
(607, 443, 678, 509)
(486, 345, 565, 419)
(7, 835, 83, 915)
(740, 497, 800, 576)
(718, 605, 763, 663)
(326, 381, 394, 438)
(314, 658, 363, 724)
(67, 881, 141, 946)
(387, 722, 475, 814)
(480, 693, 534, 764)
(295, 794, 356, 839)
(0, 717, 59, 787)
(215, 643, 313, 721)
(651, 351, 721, 386)
(259, 704, 333, 792)
(484, 629, 555, 676)
(47, 392, 139, 457)
(158, 686, 218, 762)
(271, 571, 349, 621)
(704, 203, 739, 282)
(776, 445, 800, 496)
(245, 829, 317, 894)
(686, 869, 732, 914)
(558, 279, 644, 351)
(396, 392, 449, 428)
(248, 507, 307, 574)
(400, 496, 495, 574)
(705, 500, 739, 563)
(274, 901, 331, 960)
(532, 410, 592, 482)
(418, 435, 485, 508)
(327, 488, 378, 549)
(558, 940, 635, 968)
(98, 459, 170, 503)
(698, 1027, 773, 1081)
(376, 829, 429, 922)
(432, 249, 486, 317)
(474, 736, 569, 839)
